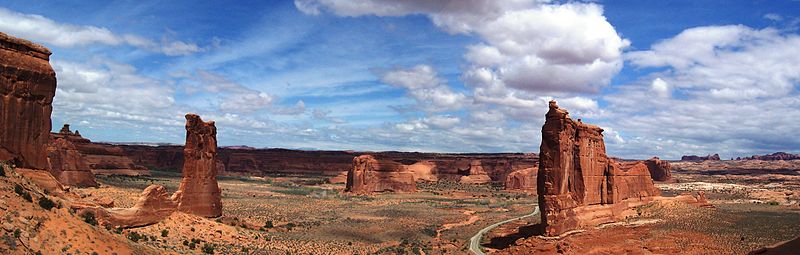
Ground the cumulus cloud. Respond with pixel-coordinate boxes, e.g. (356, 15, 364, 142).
(601, 25, 800, 158)
(381, 65, 468, 112)
(0, 7, 202, 56)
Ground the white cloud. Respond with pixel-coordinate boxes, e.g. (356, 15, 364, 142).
(0, 7, 202, 56)
(650, 78, 670, 98)
(626, 25, 800, 100)
(764, 13, 783, 22)
(381, 65, 468, 112)
(423, 115, 461, 129)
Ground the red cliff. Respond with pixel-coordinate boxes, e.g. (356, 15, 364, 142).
(537, 100, 660, 236)
(46, 135, 98, 187)
(171, 114, 222, 217)
(644, 157, 672, 182)
(346, 155, 416, 194)
(505, 166, 538, 192)
(0, 32, 57, 169)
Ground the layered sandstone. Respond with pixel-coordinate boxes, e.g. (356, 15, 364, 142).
(459, 159, 492, 184)
(505, 166, 538, 192)
(644, 157, 672, 182)
(537, 100, 660, 236)
(346, 155, 416, 194)
(171, 114, 222, 217)
(52, 124, 149, 176)
(0, 32, 57, 169)
(46, 136, 99, 187)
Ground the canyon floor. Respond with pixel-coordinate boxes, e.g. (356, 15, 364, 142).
(73, 172, 536, 254)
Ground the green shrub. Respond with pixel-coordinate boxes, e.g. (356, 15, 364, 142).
(0, 164, 5, 177)
(768, 201, 780, 206)
(38, 197, 56, 210)
(80, 211, 98, 226)
(161, 229, 169, 237)
(201, 243, 215, 254)
(127, 231, 142, 242)
(13, 229, 21, 238)
(264, 220, 274, 228)
(188, 242, 196, 249)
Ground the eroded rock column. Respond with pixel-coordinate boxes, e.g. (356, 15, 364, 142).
(172, 114, 222, 217)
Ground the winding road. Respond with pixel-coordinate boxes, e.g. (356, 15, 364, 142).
(468, 205, 540, 255)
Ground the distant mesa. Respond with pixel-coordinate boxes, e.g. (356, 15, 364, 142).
(741, 152, 800, 161)
(644, 157, 672, 182)
(345, 155, 417, 194)
(0, 31, 57, 169)
(52, 124, 150, 176)
(681, 154, 721, 161)
(537, 100, 661, 236)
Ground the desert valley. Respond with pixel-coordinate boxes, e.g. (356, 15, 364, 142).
(2, 1, 800, 255)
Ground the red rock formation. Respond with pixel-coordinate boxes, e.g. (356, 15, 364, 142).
(459, 159, 492, 184)
(0, 32, 57, 169)
(171, 114, 222, 217)
(328, 171, 348, 184)
(505, 166, 538, 192)
(80, 185, 177, 228)
(46, 136, 98, 187)
(644, 157, 672, 182)
(744, 152, 800, 161)
(51, 124, 149, 176)
(681, 154, 721, 161)
(346, 155, 416, 194)
(537, 100, 660, 236)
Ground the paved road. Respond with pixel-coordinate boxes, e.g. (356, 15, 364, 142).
(468, 205, 540, 255)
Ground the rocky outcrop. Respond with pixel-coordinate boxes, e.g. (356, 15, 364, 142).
(46, 136, 98, 187)
(405, 160, 438, 182)
(537, 100, 660, 236)
(0, 32, 57, 169)
(346, 155, 416, 194)
(171, 114, 222, 218)
(459, 160, 492, 184)
(328, 171, 348, 184)
(51, 124, 149, 176)
(505, 167, 538, 192)
(88, 185, 177, 228)
(743, 152, 800, 161)
(644, 157, 672, 182)
(681, 154, 721, 161)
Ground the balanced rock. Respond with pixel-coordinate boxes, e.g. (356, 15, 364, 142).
(172, 114, 222, 217)
(505, 166, 538, 192)
(346, 155, 416, 194)
(537, 100, 660, 236)
(46, 136, 98, 187)
(644, 157, 672, 182)
(0, 32, 57, 169)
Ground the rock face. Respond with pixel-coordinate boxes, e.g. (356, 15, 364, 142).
(172, 114, 222, 218)
(537, 100, 660, 236)
(743, 152, 800, 161)
(346, 155, 416, 194)
(46, 136, 99, 187)
(505, 166, 538, 192)
(681, 154, 721, 161)
(51, 124, 149, 176)
(644, 157, 672, 182)
(459, 160, 492, 184)
(0, 32, 57, 169)
(97, 185, 177, 228)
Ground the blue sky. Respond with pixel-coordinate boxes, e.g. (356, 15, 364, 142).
(1, 0, 799, 159)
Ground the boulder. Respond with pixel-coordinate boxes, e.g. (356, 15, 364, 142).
(83, 185, 177, 228)
(46, 136, 99, 187)
(171, 114, 222, 217)
(644, 157, 672, 182)
(505, 166, 538, 192)
(345, 155, 416, 194)
(0, 32, 57, 169)
(537, 100, 660, 236)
